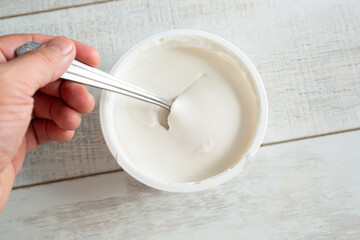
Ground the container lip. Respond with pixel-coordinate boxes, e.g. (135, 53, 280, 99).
(100, 29, 268, 192)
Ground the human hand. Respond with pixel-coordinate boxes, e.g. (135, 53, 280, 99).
(0, 34, 100, 212)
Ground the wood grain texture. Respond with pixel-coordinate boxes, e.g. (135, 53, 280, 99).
(0, 0, 108, 19)
(1, 131, 359, 239)
(0, 0, 358, 187)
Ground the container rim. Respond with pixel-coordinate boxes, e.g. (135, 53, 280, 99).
(100, 29, 268, 192)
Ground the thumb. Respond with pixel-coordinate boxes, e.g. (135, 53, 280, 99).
(3, 36, 75, 95)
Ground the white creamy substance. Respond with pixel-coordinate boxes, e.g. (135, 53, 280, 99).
(106, 37, 258, 184)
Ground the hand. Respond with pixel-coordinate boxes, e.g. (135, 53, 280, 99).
(0, 34, 100, 212)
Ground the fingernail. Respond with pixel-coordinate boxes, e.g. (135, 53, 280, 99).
(46, 37, 74, 55)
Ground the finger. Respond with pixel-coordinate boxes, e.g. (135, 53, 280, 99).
(25, 122, 39, 153)
(39, 80, 96, 114)
(73, 41, 100, 67)
(60, 81, 95, 114)
(31, 119, 75, 145)
(3, 36, 76, 95)
(39, 79, 62, 97)
(33, 92, 81, 130)
(0, 34, 100, 66)
(38, 80, 95, 117)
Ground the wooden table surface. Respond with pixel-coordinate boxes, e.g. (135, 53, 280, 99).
(1, 0, 359, 239)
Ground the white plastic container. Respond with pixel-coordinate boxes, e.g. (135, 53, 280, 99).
(100, 29, 268, 192)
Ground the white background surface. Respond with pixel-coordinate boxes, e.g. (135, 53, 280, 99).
(0, 0, 359, 239)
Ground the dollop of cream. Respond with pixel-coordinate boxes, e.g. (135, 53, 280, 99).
(107, 40, 258, 183)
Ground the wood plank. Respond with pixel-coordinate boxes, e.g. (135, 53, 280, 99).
(0, 0, 358, 187)
(1, 131, 359, 239)
(0, 0, 107, 19)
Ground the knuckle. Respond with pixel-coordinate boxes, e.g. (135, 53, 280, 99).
(31, 50, 55, 70)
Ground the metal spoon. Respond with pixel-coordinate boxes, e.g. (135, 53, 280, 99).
(16, 41, 172, 111)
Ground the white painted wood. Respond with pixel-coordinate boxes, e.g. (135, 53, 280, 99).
(0, 0, 107, 18)
(0, 0, 358, 187)
(1, 131, 359, 239)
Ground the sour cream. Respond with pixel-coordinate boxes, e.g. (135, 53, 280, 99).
(100, 30, 267, 191)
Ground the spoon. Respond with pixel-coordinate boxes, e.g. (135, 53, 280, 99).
(16, 41, 172, 111)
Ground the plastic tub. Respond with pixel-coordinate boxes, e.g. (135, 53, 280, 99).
(100, 29, 268, 192)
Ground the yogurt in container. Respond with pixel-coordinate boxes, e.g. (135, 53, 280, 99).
(100, 29, 268, 192)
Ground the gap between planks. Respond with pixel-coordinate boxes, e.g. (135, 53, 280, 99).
(0, 0, 118, 21)
(262, 127, 360, 147)
(12, 169, 122, 190)
(12, 127, 360, 191)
